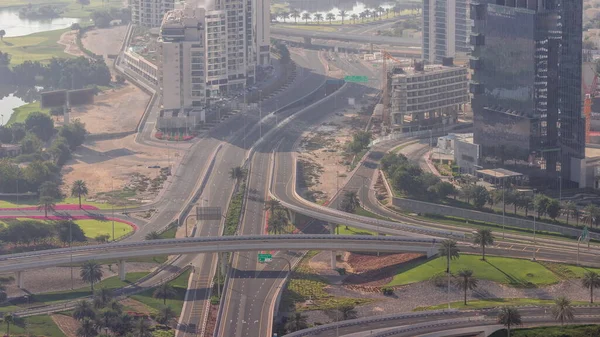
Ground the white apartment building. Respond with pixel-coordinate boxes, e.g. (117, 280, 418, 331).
(388, 59, 468, 131)
(255, 0, 270, 65)
(132, 0, 175, 27)
(422, 0, 470, 64)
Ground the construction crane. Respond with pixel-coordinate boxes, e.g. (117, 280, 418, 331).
(381, 50, 404, 128)
(583, 65, 599, 143)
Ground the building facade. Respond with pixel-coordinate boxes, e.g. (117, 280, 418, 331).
(470, 0, 584, 187)
(422, 0, 470, 64)
(388, 60, 468, 132)
(132, 0, 175, 27)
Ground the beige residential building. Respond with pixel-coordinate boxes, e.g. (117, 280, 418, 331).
(131, 0, 175, 27)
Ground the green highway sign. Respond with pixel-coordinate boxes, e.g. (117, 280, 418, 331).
(258, 253, 272, 263)
(344, 75, 369, 83)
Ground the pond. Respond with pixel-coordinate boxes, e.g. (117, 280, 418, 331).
(0, 94, 25, 126)
(0, 7, 80, 37)
(0, 86, 41, 126)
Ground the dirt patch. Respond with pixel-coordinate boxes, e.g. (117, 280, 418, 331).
(343, 252, 425, 287)
(62, 134, 188, 196)
(58, 30, 84, 57)
(82, 25, 128, 60)
(52, 314, 78, 337)
(204, 304, 219, 336)
(121, 298, 155, 315)
(296, 104, 373, 204)
(65, 84, 148, 135)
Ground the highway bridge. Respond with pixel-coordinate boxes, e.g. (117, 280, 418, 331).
(1, 235, 437, 287)
(270, 27, 421, 48)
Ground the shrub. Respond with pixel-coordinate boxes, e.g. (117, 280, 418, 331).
(381, 287, 394, 296)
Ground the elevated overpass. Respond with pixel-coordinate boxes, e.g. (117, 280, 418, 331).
(270, 27, 421, 48)
(1, 235, 437, 287)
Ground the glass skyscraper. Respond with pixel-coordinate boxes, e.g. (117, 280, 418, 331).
(470, 0, 584, 187)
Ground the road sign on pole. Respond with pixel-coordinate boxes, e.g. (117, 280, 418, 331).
(258, 253, 272, 263)
(344, 75, 369, 83)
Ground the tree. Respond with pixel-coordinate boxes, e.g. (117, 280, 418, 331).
(454, 269, 478, 305)
(290, 9, 300, 23)
(77, 0, 91, 8)
(517, 194, 533, 217)
(71, 180, 89, 209)
(39, 181, 62, 199)
(20, 131, 42, 154)
(285, 312, 308, 332)
(313, 13, 323, 24)
(338, 10, 347, 24)
(473, 229, 494, 260)
(0, 285, 7, 304)
(76, 317, 97, 337)
(153, 283, 177, 305)
(73, 300, 96, 321)
(439, 239, 460, 274)
(546, 198, 562, 220)
(584, 204, 600, 227)
(302, 12, 311, 24)
(71, 23, 81, 30)
(24, 112, 54, 142)
(471, 185, 489, 209)
(264, 199, 282, 213)
(133, 318, 152, 337)
(432, 181, 456, 200)
(0, 30, 5, 42)
(551, 296, 574, 325)
(533, 194, 550, 218)
(326, 12, 335, 24)
(350, 13, 358, 24)
(267, 210, 287, 234)
(37, 196, 56, 217)
(156, 305, 176, 324)
(339, 305, 358, 320)
(80, 260, 103, 292)
(55, 220, 87, 245)
(359, 11, 367, 22)
(93, 288, 113, 309)
(145, 231, 161, 240)
(59, 120, 87, 150)
(497, 307, 522, 337)
(377, 6, 385, 19)
(228, 166, 247, 182)
(279, 12, 289, 23)
(339, 191, 360, 213)
(564, 201, 578, 225)
(582, 271, 600, 304)
(3, 314, 13, 336)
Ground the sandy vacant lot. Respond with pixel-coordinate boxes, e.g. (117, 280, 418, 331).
(62, 134, 188, 195)
(68, 84, 148, 134)
(82, 25, 128, 59)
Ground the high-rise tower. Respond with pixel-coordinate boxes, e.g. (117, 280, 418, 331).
(422, 0, 471, 64)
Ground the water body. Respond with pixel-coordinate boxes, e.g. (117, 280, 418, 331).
(0, 94, 26, 126)
(286, 0, 395, 16)
(0, 7, 79, 37)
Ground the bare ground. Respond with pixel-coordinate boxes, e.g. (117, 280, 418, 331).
(121, 298, 155, 315)
(57, 30, 85, 57)
(52, 314, 78, 337)
(82, 25, 128, 60)
(62, 134, 188, 195)
(65, 84, 148, 135)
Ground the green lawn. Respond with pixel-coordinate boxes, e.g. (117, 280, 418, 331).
(131, 270, 190, 315)
(387, 255, 559, 287)
(416, 298, 593, 311)
(0, 0, 122, 18)
(1, 29, 72, 66)
(2, 272, 148, 309)
(337, 225, 377, 236)
(76, 219, 133, 240)
(0, 196, 133, 210)
(539, 261, 600, 279)
(8, 315, 65, 337)
(6, 101, 49, 125)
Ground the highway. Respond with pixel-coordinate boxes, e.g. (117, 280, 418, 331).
(270, 26, 420, 47)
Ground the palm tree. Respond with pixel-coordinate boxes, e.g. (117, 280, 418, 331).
(93, 288, 113, 309)
(564, 201, 577, 225)
(302, 12, 311, 24)
(326, 12, 336, 24)
(145, 231, 161, 240)
(0, 285, 6, 304)
(80, 260, 103, 293)
(71, 180, 89, 209)
(454, 269, 478, 305)
(268, 210, 287, 234)
(76, 317, 97, 337)
(350, 13, 358, 24)
(73, 300, 96, 321)
(584, 204, 600, 227)
(377, 6, 385, 19)
(228, 166, 247, 182)
(134, 318, 152, 337)
(37, 196, 56, 217)
(314, 13, 323, 24)
(153, 282, 177, 305)
(551, 296, 574, 325)
(582, 271, 600, 303)
(264, 199, 282, 213)
(338, 10, 347, 24)
(280, 12, 289, 23)
(344, 190, 360, 210)
(439, 239, 460, 274)
(290, 9, 300, 24)
(473, 229, 494, 260)
(0, 30, 5, 42)
(156, 305, 176, 324)
(497, 307, 522, 337)
(3, 314, 13, 337)
(359, 11, 367, 22)
(339, 305, 358, 320)
(285, 312, 309, 332)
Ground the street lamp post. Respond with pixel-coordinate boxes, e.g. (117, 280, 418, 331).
(111, 178, 115, 241)
(259, 90, 263, 139)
